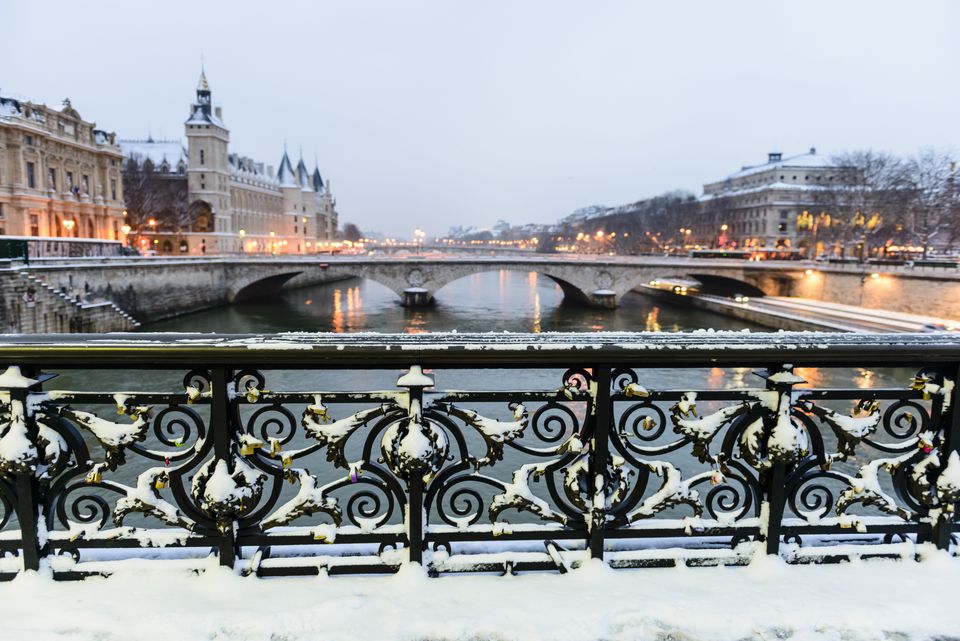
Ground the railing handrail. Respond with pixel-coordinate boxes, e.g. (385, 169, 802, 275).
(1, 331, 960, 367)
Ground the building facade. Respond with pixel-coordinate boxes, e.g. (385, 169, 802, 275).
(120, 72, 338, 255)
(696, 149, 841, 250)
(0, 95, 125, 241)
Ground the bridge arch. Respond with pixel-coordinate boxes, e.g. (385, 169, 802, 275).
(612, 267, 770, 303)
(229, 271, 304, 303)
(404, 264, 598, 308)
(686, 273, 767, 298)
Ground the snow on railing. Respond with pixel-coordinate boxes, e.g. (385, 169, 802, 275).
(0, 331, 957, 578)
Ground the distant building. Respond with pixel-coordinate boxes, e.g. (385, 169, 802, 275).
(0, 95, 125, 240)
(697, 149, 841, 249)
(120, 71, 338, 255)
(560, 205, 608, 226)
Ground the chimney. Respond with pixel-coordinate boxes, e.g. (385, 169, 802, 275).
(768, 152, 782, 163)
(809, 147, 816, 155)
(215, 106, 222, 119)
(267, 165, 274, 177)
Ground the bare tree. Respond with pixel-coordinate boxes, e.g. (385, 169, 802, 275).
(342, 223, 362, 242)
(903, 148, 958, 258)
(122, 157, 191, 235)
(813, 151, 909, 259)
(697, 187, 735, 248)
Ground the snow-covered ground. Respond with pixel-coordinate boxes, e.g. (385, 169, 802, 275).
(1, 548, 958, 641)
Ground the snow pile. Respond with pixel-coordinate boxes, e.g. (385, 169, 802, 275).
(2, 552, 960, 640)
(65, 408, 150, 448)
(191, 458, 265, 526)
(0, 366, 38, 388)
(114, 467, 191, 530)
(0, 398, 36, 474)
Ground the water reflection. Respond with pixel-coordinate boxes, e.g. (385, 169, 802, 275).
(645, 308, 661, 332)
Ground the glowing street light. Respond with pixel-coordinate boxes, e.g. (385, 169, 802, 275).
(120, 224, 131, 235)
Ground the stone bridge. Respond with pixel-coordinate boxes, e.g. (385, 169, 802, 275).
(5, 255, 959, 328)
(302, 258, 768, 308)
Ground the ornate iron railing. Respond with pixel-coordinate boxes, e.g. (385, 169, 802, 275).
(0, 332, 957, 579)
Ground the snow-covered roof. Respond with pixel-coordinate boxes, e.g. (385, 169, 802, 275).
(120, 138, 188, 170)
(0, 96, 22, 119)
(276, 151, 298, 187)
(723, 149, 836, 181)
(185, 106, 226, 128)
(228, 153, 278, 185)
(296, 158, 313, 192)
(700, 181, 829, 201)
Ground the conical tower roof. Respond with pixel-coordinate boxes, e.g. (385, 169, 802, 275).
(277, 150, 297, 187)
(296, 156, 312, 191)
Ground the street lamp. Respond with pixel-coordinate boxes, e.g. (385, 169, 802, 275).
(414, 228, 425, 255)
(63, 219, 76, 237)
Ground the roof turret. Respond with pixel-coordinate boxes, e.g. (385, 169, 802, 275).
(296, 156, 312, 191)
(277, 150, 298, 187)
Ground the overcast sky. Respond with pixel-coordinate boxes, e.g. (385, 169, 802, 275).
(3, 1, 958, 237)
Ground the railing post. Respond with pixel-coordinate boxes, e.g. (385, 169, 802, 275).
(933, 364, 960, 550)
(764, 463, 786, 555)
(762, 367, 788, 556)
(408, 474, 424, 565)
(589, 366, 611, 560)
(395, 365, 432, 566)
(7, 371, 43, 572)
(210, 366, 238, 567)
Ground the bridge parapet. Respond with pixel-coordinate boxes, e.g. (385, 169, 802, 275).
(0, 331, 957, 578)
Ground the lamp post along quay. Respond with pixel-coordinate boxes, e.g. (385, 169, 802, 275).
(0, 331, 956, 579)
